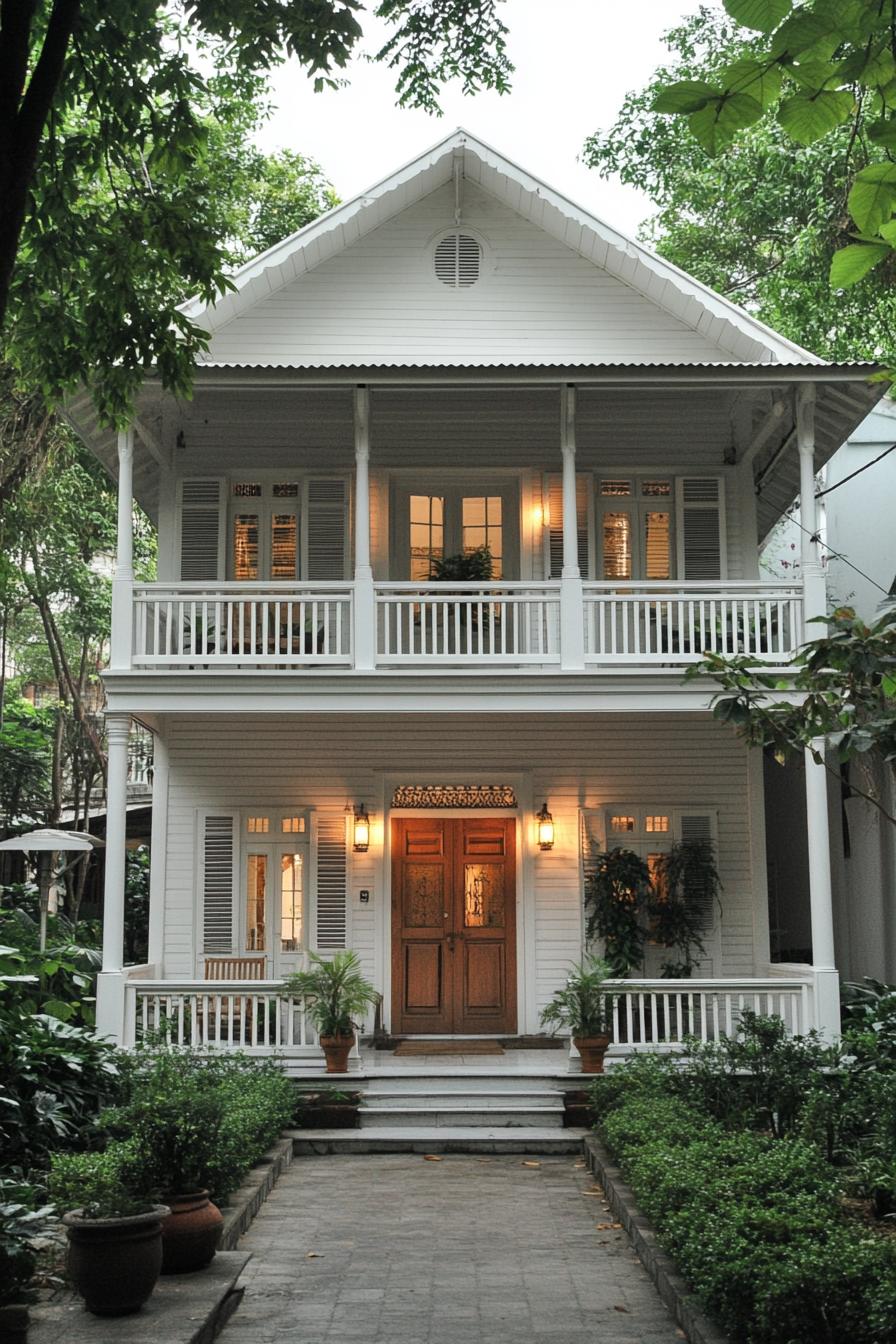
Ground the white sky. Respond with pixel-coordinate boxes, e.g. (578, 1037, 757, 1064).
(255, 0, 711, 238)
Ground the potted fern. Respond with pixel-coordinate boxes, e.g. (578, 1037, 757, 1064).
(285, 951, 379, 1073)
(540, 956, 617, 1074)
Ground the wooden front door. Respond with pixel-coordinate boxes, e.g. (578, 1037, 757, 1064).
(391, 817, 517, 1034)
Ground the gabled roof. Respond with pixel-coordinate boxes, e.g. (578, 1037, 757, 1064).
(180, 127, 822, 368)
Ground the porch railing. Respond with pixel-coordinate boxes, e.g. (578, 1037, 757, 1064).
(126, 579, 804, 672)
(125, 979, 316, 1052)
(131, 583, 354, 667)
(602, 975, 812, 1051)
(375, 582, 561, 664)
(583, 582, 804, 665)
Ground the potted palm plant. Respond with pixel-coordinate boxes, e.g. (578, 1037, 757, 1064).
(285, 951, 379, 1073)
(540, 956, 617, 1074)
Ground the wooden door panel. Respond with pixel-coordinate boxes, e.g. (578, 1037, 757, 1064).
(463, 942, 505, 1011)
(402, 942, 446, 1013)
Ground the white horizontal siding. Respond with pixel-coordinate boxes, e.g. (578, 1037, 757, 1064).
(204, 181, 732, 368)
(160, 713, 761, 1022)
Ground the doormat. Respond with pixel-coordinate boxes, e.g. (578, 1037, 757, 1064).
(393, 1040, 505, 1056)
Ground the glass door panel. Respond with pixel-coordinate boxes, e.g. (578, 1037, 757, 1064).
(461, 496, 502, 578)
(246, 853, 267, 951)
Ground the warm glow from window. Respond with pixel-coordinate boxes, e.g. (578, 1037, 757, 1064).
(644, 511, 671, 580)
(247, 817, 270, 833)
(410, 494, 444, 580)
(462, 496, 502, 577)
(641, 481, 671, 497)
(280, 853, 303, 951)
(601, 480, 631, 497)
(233, 514, 259, 579)
(610, 815, 636, 832)
(246, 854, 267, 950)
(271, 514, 297, 579)
(603, 513, 632, 580)
(645, 815, 670, 833)
(281, 817, 305, 834)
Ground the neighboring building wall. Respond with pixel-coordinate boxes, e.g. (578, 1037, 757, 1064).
(761, 399, 896, 984)
(158, 712, 765, 1024)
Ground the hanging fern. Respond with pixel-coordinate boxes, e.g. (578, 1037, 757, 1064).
(584, 847, 652, 978)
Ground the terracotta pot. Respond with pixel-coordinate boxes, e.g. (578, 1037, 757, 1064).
(0, 1302, 29, 1343)
(574, 1034, 612, 1074)
(63, 1205, 169, 1316)
(320, 1033, 354, 1074)
(160, 1191, 224, 1274)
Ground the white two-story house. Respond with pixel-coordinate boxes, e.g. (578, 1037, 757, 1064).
(67, 130, 882, 1067)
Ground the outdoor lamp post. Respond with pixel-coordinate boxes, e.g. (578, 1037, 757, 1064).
(0, 828, 103, 950)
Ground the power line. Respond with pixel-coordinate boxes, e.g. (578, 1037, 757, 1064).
(814, 441, 896, 499)
(783, 513, 890, 596)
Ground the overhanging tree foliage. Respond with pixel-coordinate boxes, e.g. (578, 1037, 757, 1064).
(0, 1, 511, 423)
(648, 0, 896, 301)
(583, 9, 896, 360)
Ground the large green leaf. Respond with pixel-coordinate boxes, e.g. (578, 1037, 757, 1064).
(689, 92, 764, 155)
(778, 90, 854, 143)
(771, 11, 839, 60)
(848, 162, 896, 234)
(829, 242, 889, 288)
(652, 80, 718, 114)
(867, 118, 896, 148)
(723, 0, 791, 33)
(719, 57, 783, 109)
(879, 219, 896, 245)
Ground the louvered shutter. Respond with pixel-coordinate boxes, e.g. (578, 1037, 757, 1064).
(545, 474, 590, 578)
(315, 813, 347, 951)
(178, 479, 225, 581)
(201, 814, 236, 953)
(676, 477, 726, 580)
(306, 479, 348, 579)
(677, 813, 717, 930)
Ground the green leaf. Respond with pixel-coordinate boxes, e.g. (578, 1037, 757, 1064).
(720, 57, 783, 109)
(882, 672, 896, 698)
(778, 90, 854, 144)
(652, 80, 719, 114)
(848, 163, 896, 233)
(829, 242, 889, 288)
(771, 12, 840, 60)
(867, 118, 896, 148)
(724, 0, 791, 33)
(689, 93, 764, 155)
(42, 998, 75, 1021)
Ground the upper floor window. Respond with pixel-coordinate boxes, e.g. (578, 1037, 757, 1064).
(598, 479, 672, 582)
(398, 480, 517, 580)
(231, 481, 298, 581)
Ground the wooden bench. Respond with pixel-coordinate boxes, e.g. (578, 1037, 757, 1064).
(202, 956, 268, 1041)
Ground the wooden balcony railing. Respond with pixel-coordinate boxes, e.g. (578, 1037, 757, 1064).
(126, 580, 805, 672)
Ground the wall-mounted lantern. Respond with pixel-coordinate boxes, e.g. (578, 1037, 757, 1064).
(536, 802, 554, 851)
(353, 804, 370, 853)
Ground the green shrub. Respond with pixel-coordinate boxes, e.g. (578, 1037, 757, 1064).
(599, 1079, 896, 1344)
(48, 1148, 154, 1219)
(0, 1179, 52, 1305)
(105, 1049, 294, 1203)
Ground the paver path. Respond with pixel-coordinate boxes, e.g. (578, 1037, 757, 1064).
(225, 1154, 682, 1344)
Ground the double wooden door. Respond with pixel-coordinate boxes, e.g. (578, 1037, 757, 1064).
(391, 817, 517, 1034)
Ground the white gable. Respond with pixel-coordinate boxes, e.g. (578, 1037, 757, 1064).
(203, 179, 733, 367)
(185, 129, 821, 370)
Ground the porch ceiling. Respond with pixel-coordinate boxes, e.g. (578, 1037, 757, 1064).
(67, 362, 884, 540)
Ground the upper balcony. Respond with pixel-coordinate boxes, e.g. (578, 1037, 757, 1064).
(126, 577, 804, 674)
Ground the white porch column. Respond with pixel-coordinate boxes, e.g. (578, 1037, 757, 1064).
(109, 427, 134, 671)
(95, 713, 131, 1043)
(796, 384, 840, 1038)
(353, 386, 376, 671)
(146, 729, 168, 969)
(559, 384, 585, 670)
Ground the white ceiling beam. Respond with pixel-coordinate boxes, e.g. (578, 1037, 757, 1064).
(133, 417, 172, 472)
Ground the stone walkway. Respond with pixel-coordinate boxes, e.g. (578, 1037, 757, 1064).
(224, 1154, 682, 1344)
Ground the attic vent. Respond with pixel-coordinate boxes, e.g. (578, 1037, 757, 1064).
(434, 233, 481, 288)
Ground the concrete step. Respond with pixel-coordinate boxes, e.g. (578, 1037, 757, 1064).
(361, 1105, 564, 1129)
(363, 1088, 561, 1108)
(290, 1127, 587, 1154)
(363, 1071, 568, 1090)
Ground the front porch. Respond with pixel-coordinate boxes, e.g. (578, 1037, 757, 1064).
(121, 968, 818, 1074)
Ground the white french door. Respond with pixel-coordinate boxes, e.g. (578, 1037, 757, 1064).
(393, 480, 519, 580)
(241, 813, 309, 977)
